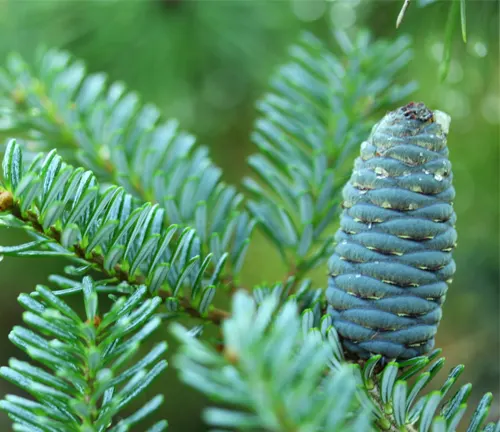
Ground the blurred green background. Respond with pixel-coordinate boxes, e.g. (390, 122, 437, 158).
(0, 0, 498, 430)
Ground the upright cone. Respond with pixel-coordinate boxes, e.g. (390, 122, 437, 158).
(327, 102, 456, 360)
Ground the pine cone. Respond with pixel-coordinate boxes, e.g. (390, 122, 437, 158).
(327, 102, 456, 360)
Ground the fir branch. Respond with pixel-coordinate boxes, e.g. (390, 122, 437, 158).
(174, 289, 499, 432)
(0, 140, 229, 325)
(0, 277, 168, 431)
(0, 48, 255, 290)
(354, 348, 499, 432)
(0, 23, 497, 432)
(172, 291, 372, 432)
(245, 30, 417, 284)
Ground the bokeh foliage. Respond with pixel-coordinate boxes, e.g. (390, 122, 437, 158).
(0, 0, 498, 430)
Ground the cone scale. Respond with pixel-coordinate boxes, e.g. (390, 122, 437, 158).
(327, 102, 456, 360)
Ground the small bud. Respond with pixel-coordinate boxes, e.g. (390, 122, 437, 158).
(0, 191, 14, 212)
(223, 346, 239, 364)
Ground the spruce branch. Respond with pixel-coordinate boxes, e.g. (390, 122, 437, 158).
(0, 48, 255, 291)
(245, 30, 417, 285)
(0, 277, 168, 431)
(0, 140, 229, 325)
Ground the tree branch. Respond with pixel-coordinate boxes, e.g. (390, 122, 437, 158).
(2, 52, 254, 302)
(3, 190, 230, 327)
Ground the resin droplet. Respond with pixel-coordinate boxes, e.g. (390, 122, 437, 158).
(375, 166, 389, 178)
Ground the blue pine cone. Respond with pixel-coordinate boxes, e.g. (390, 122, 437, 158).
(327, 102, 456, 360)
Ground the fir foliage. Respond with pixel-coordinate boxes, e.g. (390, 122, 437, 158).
(172, 291, 372, 432)
(0, 277, 167, 431)
(0, 47, 254, 285)
(0, 27, 498, 432)
(245, 30, 417, 278)
(175, 291, 499, 432)
(0, 140, 228, 323)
